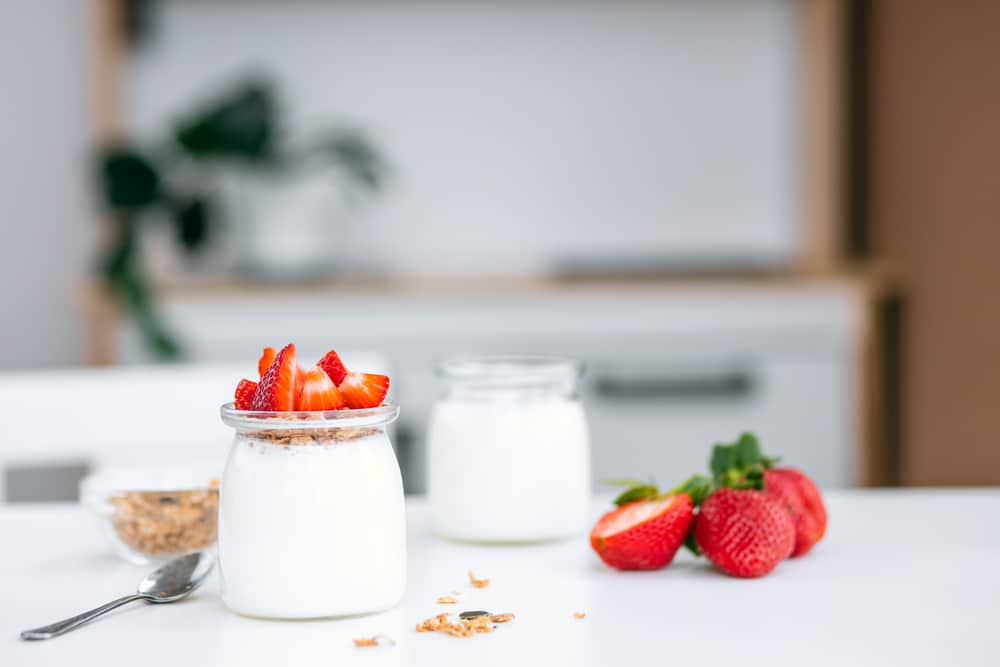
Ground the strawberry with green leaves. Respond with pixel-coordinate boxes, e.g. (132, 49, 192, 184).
(589, 475, 709, 571)
(692, 433, 827, 577)
(707, 433, 828, 558)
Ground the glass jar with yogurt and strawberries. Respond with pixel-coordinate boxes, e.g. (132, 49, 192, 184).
(219, 343, 404, 619)
(427, 356, 591, 542)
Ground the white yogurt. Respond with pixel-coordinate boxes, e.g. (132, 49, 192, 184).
(428, 396, 590, 542)
(218, 409, 405, 619)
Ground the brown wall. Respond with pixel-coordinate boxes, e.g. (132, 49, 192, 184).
(870, 0, 1000, 485)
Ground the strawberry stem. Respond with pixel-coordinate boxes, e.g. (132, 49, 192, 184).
(709, 432, 780, 490)
(669, 474, 714, 506)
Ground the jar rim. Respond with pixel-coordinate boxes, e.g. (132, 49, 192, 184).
(220, 402, 399, 430)
(435, 355, 583, 387)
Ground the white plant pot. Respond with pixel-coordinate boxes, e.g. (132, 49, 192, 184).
(223, 166, 354, 281)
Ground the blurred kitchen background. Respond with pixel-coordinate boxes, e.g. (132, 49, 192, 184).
(2, 0, 998, 501)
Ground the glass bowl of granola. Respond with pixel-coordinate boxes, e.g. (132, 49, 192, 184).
(80, 465, 221, 565)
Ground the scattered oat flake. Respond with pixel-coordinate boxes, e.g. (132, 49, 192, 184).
(353, 635, 394, 648)
(490, 613, 515, 623)
(437, 596, 459, 604)
(574, 612, 586, 619)
(468, 570, 490, 588)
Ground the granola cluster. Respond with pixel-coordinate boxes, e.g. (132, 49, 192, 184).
(244, 427, 379, 446)
(109, 487, 219, 556)
(416, 612, 515, 638)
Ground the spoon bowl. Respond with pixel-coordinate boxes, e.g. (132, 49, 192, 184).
(138, 552, 215, 602)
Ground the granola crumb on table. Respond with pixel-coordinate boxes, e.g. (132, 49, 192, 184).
(353, 634, 394, 648)
(436, 595, 459, 604)
(416, 612, 515, 638)
(574, 612, 586, 619)
(468, 570, 490, 588)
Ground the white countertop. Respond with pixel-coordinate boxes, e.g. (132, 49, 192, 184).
(2, 490, 998, 666)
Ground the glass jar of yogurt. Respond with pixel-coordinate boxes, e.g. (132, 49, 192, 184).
(219, 403, 405, 619)
(427, 356, 591, 542)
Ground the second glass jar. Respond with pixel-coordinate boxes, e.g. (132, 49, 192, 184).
(427, 356, 591, 542)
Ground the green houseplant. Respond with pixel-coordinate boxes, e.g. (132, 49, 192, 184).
(94, 79, 385, 358)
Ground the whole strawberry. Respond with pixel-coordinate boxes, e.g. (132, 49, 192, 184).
(590, 479, 703, 571)
(694, 487, 795, 578)
(764, 468, 827, 557)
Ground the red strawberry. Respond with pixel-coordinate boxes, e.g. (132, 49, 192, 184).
(251, 343, 299, 411)
(296, 366, 347, 411)
(317, 349, 349, 385)
(590, 493, 694, 570)
(234, 379, 257, 410)
(338, 372, 390, 409)
(258, 347, 276, 377)
(764, 468, 827, 557)
(694, 488, 795, 578)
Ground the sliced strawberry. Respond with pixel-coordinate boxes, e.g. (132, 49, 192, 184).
(251, 343, 299, 411)
(338, 372, 390, 409)
(234, 379, 257, 410)
(258, 346, 277, 377)
(317, 349, 349, 385)
(590, 493, 694, 570)
(296, 366, 347, 411)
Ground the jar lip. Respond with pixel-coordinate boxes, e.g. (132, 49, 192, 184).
(220, 402, 399, 430)
(435, 355, 583, 386)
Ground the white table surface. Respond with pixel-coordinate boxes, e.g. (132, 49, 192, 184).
(2, 490, 998, 666)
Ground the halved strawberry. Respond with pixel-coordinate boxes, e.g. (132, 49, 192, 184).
(338, 372, 390, 409)
(258, 346, 277, 377)
(317, 349, 349, 385)
(296, 366, 347, 411)
(234, 379, 257, 410)
(251, 343, 299, 411)
(590, 492, 694, 571)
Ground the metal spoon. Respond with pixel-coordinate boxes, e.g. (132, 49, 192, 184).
(20, 552, 215, 641)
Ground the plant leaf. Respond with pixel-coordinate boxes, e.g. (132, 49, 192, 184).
(320, 129, 385, 191)
(97, 148, 161, 211)
(173, 196, 211, 252)
(174, 79, 277, 160)
(99, 217, 181, 360)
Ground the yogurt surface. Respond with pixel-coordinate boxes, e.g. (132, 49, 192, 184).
(219, 430, 406, 618)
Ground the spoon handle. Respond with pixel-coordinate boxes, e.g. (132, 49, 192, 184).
(21, 594, 147, 641)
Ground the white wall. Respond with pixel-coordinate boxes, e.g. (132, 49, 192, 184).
(128, 0, 801, 274)
(0, 1, 91, 369)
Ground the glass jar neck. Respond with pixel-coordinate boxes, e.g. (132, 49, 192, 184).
(436, 356, 582, 401)
(220, 403, 399, 437)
